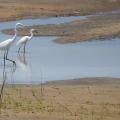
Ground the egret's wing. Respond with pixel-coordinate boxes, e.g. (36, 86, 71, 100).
(0, 39, 12, 50)
(16, 36, 29, 46)
(0, 39, 12, 47)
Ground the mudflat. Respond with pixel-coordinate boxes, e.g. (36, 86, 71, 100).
(3, 13, 120, 44)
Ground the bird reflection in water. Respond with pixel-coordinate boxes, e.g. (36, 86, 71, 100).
(16, 52, 32, 79)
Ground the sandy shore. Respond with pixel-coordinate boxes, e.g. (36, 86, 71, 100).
(0, 0, 120, 21)
(0, 77, 120, 120)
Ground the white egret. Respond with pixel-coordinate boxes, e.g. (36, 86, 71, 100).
(16, 29, 35, 53)
(0, 23, 24, 65)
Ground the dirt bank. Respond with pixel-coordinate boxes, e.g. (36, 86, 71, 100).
(0, 0, 120, 21)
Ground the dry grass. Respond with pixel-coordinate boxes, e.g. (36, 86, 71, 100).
(0, 78, 120, 120)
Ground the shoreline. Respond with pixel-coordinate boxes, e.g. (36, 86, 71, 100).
(2, 13, 120, 44)
(1, 77, 120, 86)
(45, 77, 120, 86)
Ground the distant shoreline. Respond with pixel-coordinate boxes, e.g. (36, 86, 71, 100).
(1, 77, 120, 86)
(45, 77, 120, 86)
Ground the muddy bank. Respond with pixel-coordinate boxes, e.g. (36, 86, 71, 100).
(0, 0, 120, 21)
(2, 13, 120, 44)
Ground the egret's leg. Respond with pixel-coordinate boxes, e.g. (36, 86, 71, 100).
(18, 46, 22, 53)
(3, 51, 6, 66)
(6, 50, 16, 66)
(24, 43, 26, 54)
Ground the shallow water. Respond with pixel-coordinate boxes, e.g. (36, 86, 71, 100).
(0, 16, 120, 84)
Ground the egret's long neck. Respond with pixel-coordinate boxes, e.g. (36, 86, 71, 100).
(30, 30, 33, 39)
(12, 25, 18, 41)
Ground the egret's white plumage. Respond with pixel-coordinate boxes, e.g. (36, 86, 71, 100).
(16, 29, 35, 53)
(0, 23, 24, 64)
(0, 23, 23, 50)
(17, 36, 31, 46)
(0, 39, 13, 51)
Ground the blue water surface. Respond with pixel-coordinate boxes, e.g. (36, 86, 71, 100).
(0, 16, 119, 84)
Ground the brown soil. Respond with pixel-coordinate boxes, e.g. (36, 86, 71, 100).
(0, 0, 120, 21)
